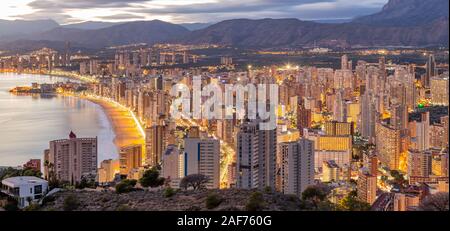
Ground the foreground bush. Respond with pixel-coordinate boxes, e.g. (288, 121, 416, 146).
(206, 193, 223, 209)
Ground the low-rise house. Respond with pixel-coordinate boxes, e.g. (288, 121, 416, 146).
(1, 176, 48, 208)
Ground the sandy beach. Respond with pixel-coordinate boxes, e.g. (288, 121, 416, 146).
(86, 97, 145, 150)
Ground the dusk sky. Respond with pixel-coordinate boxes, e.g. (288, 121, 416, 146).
(2, 0, 389, 24)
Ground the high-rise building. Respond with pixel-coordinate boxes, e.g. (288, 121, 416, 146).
(145, 125, 167, 166)
(161, 145, 184, 188)
(310, 135, 352, 170)
(376, 123, 401, 170)
(357, 168, 377, 205)
(98, 159, 120, 183)
(360, 92, 377, 142)
(297, 104, 312, 136)
(424, 54, 437, 88)
(415, 112, 431, 151)
(119, 145, 143, 178)
(430, 74, 449, 106)
(390, 103, 409, 131)
(46, 131, 97, 184)
(407, 149, 432, 178)
(183, 137, 220, 189)
(279, 139, 315, 196)
(236, 119, 277, 190)
(324, 121, 354, 136)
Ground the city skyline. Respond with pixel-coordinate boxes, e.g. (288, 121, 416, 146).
(0, 0, 448, 215)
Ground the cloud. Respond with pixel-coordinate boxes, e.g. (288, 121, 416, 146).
(14, 0, 389, 23)
(97, 13, 145, 20)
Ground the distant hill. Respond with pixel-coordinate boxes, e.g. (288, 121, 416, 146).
(0, 19, 58, 38)
(61, 21, 121, 30)
(180, 0, 449, 48)
(353, 0, 449, 26)
(180, 23, 213, 31)
(31, 20, 190, 48)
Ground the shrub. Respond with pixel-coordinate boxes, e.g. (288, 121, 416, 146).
(139, 167, 165, 188)
(24, 203, 41, 211)
(63, 195, 79, 211)
(115, 179, 137, 194)
(206, 193, 223, 209)
(246, 192, 265, 211)
(42, 195, 55, 206)
(2, 198, 19, 211)
(163, 187, 176, 198)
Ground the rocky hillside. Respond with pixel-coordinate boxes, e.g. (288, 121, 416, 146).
(353, 0, 449, 26)
(38, 188, 307, 211)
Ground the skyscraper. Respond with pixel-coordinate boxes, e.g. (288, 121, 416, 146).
(424, 54, 437, 88)
(145, 125, 167, 166)
(183, 137, 220, 189)
(376, 123, 401, 170)
(46, 131, 97, 184)
(407, 149, 432, 178)
(279, 139, 315, 196)
(430, 74, 449, 106)
(119, 145, 143, 178)
(357, 168, 377, 205)
(236, 119, 277, 190)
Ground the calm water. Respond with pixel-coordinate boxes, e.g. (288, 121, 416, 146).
(0, 73, 118, 167)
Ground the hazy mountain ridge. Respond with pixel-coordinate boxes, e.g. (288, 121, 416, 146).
(32, 20, 190, 48)
(0, 19, 59, 38)
(0, 0, 448, 49)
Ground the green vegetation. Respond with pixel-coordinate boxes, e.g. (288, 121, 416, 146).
(63, 195, 80, 211)
(246, 192, 265, 211)
(115, 179, 137, 194)
(390, 170, 408, 188)
(338, 190, 371, 211)
(205, 193, 223, 209)
(139, 167, 165, 188)
(2, 198, 19, 211)
(163, 187, 176, 198)
(0, 167, 42, 181)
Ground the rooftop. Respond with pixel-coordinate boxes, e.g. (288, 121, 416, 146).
(1, 176, 48, 187)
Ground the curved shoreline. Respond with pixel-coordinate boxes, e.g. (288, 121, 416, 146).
(82, 95, 145, 149)
(2, 72, 145, 154)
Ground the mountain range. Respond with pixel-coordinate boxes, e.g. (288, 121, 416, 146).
(0, 0, 448, 50)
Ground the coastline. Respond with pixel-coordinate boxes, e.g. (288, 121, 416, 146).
(2, 71, 144, 154)
(82, 95, 146, 150)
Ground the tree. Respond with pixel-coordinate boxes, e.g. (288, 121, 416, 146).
(179, 174, 209, 190)
(418, 193, 449, 211)
(139, 167, 165, 188)
(76, 173, 96, 189)
(115, 179, 137, 194)
(339, 191, 371, 211)
(246, 192, 265, 211)
(390, 170, 407, 188)
(0, 167, 42, 181)
(301, 185, 330, 210)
